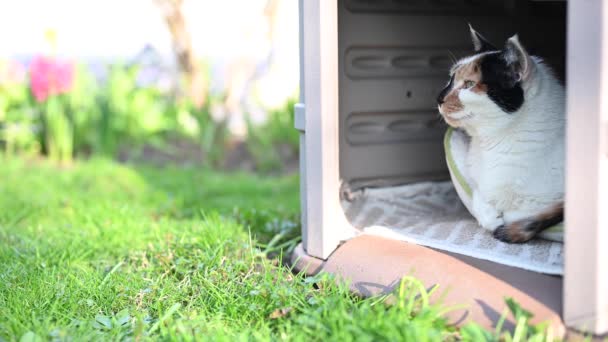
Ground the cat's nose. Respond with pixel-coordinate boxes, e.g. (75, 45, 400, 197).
(438, 75, 453, 106)
(437, 95, 445, 106)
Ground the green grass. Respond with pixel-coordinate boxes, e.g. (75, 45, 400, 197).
(0, 157, 558, 341)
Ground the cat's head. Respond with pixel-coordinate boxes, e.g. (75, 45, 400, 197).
(437, 25, 534, 132)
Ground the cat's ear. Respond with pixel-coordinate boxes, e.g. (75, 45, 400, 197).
(503, 34, 533, 82)
(469, 24, 497, 53)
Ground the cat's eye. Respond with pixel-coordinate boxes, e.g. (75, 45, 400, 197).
(463, 80, 476, 89)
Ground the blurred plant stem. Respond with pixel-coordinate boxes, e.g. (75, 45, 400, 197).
(43, 96, 73, 164)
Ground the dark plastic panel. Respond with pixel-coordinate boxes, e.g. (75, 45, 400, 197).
(338, 0, 566, 189)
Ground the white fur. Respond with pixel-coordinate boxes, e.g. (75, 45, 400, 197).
(446, 57, 565, 231)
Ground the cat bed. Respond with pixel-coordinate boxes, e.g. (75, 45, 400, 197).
(342, 182, 564, 275)
(341, 129, 564, 275)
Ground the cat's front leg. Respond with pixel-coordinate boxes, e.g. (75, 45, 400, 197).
(472, 190, 504, 231)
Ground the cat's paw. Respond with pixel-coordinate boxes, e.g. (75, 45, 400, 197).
(472, 191, 504, 231)
(493, 224, 535, 244)
(477, 213, 505, 232)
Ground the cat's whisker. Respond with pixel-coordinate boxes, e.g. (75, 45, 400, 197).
(447, 50, 458, 64)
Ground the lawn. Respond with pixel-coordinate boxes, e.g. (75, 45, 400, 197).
(0, 158, 550, 341)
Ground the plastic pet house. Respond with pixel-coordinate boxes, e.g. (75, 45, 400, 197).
(292, 0, 607, 337)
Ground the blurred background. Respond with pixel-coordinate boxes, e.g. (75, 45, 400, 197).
(0, 0, 300, 173)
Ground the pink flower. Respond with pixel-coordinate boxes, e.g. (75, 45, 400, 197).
(29, 55, 74, 102)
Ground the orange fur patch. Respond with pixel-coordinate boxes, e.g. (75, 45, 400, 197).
(441, 58, 486, 114)
(471, 82, 488, 94)
(442, 91, 464, 114)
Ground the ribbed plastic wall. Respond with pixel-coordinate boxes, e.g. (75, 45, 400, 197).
(338, 0, 566, 190)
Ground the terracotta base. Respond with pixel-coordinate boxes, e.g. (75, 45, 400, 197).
(291, 235, 565, 336)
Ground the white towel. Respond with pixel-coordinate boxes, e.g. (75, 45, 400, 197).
(342, 181, 564, 275)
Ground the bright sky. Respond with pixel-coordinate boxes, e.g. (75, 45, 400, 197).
(0, 0, 298, 60)
(0, 0, 300, 107)
(0, 0, 167, 58)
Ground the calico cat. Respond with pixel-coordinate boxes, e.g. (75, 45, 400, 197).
(437, 25, 565, 243)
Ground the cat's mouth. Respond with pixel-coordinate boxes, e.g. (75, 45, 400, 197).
(438, 107, 474, 126)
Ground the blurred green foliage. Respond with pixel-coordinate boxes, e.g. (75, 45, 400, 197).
(0, 60, 298, 171)
(173, 96, 229, 168)
(0, 62, 178, 161)
(98, 65, 164, 156)
(0, 80, 39, 156)
(246, 96, 299, 173)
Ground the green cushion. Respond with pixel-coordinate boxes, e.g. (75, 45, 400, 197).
(444, 127, 564, 242)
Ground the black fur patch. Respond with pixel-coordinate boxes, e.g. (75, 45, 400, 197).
(437, 74, 454, 105)
(479, 53, 524, 113)
(493, 210, 563, 244)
